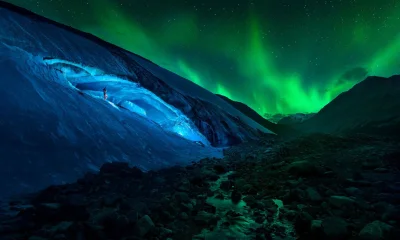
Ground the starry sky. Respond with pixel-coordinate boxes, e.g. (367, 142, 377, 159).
(5, 0, 400, 114)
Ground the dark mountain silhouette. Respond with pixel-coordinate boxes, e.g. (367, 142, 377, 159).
(299, 74, 400, 135)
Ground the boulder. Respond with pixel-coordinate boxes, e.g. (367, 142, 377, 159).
(134, 215, 155, 237)
(359, 220, 392, 240)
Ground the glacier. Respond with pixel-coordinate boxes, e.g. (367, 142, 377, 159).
(0, 2, 273, 198)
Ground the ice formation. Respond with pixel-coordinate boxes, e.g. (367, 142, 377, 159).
(43, 57, 210, 145)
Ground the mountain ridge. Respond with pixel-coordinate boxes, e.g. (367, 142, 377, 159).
(299, 74, 400, 135)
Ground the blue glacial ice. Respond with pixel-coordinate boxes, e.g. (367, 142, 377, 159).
(0, 3, 273, 198)
(42, 57, 211, 145)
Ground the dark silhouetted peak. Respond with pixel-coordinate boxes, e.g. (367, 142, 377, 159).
(300, 74, 400, 135)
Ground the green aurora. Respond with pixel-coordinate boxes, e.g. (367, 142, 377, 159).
(5, 0, 400, 114)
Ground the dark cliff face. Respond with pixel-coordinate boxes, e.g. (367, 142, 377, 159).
(299, 75, 400, 135)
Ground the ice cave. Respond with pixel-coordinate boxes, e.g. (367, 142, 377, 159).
(42, 57, 210, 145)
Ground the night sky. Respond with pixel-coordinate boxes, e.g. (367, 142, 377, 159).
(5, 0, 400, 114)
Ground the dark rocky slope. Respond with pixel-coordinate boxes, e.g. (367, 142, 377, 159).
(1, 133, 399, 240)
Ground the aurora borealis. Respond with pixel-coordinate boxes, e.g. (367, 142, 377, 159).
(5, 0, 400, 114)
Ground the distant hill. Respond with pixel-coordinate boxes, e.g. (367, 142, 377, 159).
(216, 94, 301, 137)
(263, 113, 288, 123)
(278, 113, 315, 125)
(299, 75, 400, 135)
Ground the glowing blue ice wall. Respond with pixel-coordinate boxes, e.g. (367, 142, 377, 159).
(43, 58, 211, 145)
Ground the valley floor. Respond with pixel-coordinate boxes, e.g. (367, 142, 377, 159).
(1, 133, 400, 240)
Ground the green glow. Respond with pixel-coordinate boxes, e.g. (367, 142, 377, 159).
(6, 0, 400, 115)
(177, 60, 203, 86)
(237, 15, 330, 113)
(368, 33, 400, 76)
(216, 83, 232, 99)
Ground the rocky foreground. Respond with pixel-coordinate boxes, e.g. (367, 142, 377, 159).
(1, 133, 400, 240)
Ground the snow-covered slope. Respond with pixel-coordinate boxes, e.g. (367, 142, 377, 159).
(299, 75, 400, 135)
(0, 2, 273, 197)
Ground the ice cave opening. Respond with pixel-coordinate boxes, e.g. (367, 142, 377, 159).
(43, 57, 210, 146)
